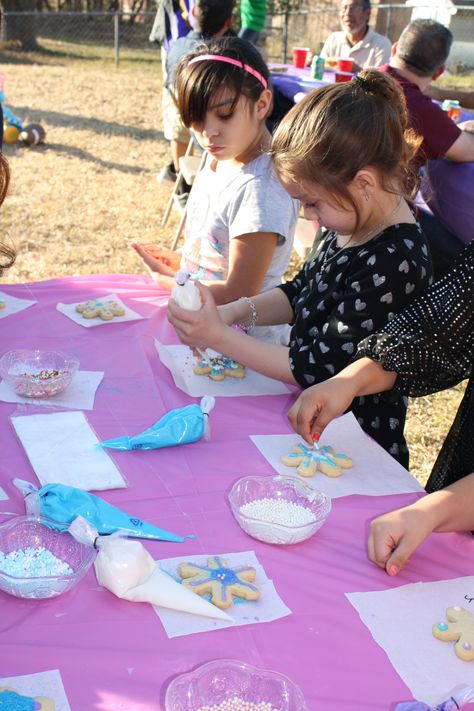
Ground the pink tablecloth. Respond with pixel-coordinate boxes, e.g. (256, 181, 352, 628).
(1, 273, 474, 710)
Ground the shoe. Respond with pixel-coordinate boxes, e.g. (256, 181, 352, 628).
(157, 162, 177, 184)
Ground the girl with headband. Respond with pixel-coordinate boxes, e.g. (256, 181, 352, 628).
(168, 70, 433, 466)
(134, 37, 298, 343)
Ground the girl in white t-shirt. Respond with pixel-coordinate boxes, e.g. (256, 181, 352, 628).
(133, 37, 298, 308)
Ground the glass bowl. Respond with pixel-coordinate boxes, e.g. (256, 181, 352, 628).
(0, 349, 79, 398)
(165, 659, 307, 710)
(228, 475, 331, 545)
(0, 515, 96, 599)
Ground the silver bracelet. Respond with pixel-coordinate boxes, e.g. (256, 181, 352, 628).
(237, 296, 258, 331)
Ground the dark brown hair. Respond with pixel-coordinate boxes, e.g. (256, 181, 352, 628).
(397, 19, 452, 77)
(0, 153, 14, 276)
(270, 69, 421, 223)
(176, 36, 270, 128)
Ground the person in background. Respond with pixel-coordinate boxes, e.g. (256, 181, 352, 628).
(320, 0, 392, 71)
(285, 242, 474, 576)
(134, 38, 298, 345)
(150, 0, 195, 185)
(379, 19, 474, 276)
(238, 0, 266, 46)
(167, 70, 433, 466)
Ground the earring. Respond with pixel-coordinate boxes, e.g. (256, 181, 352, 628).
(364, 191, 370, 202)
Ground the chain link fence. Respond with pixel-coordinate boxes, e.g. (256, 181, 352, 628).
(1, 5, 474, 67)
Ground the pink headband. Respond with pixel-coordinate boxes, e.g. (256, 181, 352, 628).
(188, 54, 268, 89)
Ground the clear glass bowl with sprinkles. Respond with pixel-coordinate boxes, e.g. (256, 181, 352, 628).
(165, 659, 307, 711)
(228, 475, 331, 545)
(0, 515, 96, 599)
(0, 349, 79, 398)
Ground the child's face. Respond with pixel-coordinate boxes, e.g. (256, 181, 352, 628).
(190, 91, 262, 163)
(280, 177, 358, 235)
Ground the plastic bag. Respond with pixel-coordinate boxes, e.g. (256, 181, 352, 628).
(15, 479, 194, 543)
(395, 686, 474, 710)
(98, 396, 214, 450)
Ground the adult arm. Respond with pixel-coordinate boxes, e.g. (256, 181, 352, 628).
(444, 126, 474, 162)
(426, 84, 474, 111)
(368, 472, 474, 575)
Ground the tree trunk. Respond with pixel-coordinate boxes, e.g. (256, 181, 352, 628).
(0, 0, 40, 51)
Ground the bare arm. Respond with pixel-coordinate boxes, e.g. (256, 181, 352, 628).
(426, 84, 474, 110)
(444, 126, 474, 162)
(368, 472, 474, 575)
(287, 357, 397, 443)
(167, 282, 297, 384)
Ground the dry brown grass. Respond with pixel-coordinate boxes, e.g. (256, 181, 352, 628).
(1, 41, 465, 485)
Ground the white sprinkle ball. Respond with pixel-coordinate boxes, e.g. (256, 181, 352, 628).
(197, 699, 277, 711)
(240, 497, 316, 527)
(0, 547, 73, 578)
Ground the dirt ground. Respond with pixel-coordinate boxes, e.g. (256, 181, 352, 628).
(0, 45, 466, 485)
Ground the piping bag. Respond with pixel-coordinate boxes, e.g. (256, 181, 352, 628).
(98, 396, 214, 450)
(14, 479, 194, 543)
(69, 517, 232, 622)
(394, 685, 474, 710)
(171, 269, 211, 366)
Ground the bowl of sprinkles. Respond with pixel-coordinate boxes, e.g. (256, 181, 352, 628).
(0, 349, 79, 398)
(0, 515, 96, 599)
(228, 475, 331, 545)
(165, 659, 307, 711)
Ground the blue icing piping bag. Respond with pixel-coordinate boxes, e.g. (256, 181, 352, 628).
(98, 397, 214, 450)
(14, 480, 194, 542)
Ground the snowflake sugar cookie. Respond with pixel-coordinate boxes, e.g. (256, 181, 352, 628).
(281, 441, 352, 478)
(433, 606, 474, 661)
(76, 299, 125, 321)
(0, 688, 55, 710)
(178, 555, 260, 609)
(193, 355, 245, 382)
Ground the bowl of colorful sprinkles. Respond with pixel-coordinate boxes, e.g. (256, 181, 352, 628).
(0, 349, 79, 398)
(0, 515, 96, 599)
(165, 658, 307, 711)
(228, 475, 331, 545)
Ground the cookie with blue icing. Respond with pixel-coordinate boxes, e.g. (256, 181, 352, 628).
(0, 688, 54, 710)
(178, 555, 260, 609)
(282, 442, 352, 478)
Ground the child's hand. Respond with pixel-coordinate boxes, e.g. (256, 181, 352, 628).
(287, 376, 356, 444)
(167, 282, 226, 351)
(132, 243, 181, 276)
(367, 506, 434, 576)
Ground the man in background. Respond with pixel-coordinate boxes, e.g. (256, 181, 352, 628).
(320, 0, 392, 70)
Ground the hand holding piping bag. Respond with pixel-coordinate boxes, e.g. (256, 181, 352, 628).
(171, 271, 210, 364)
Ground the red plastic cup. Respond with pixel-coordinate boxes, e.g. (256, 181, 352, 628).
(337, 58, 354, 72)
(292, 47, 309, 68)
(335, 72, 352, 83)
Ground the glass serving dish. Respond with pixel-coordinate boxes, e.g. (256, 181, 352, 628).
(228, 475, 331, 545)
(0, 349, 79, 398)
(165, 658, 308, 711)
(0, 515, 96, 599)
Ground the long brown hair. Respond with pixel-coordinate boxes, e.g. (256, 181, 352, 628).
(0, 152, 14, 276)
(270, 69, 421, 226)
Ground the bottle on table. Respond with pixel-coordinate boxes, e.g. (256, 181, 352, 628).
(441, 99, 462, 123)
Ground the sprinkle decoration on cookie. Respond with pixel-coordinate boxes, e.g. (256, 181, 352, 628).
(433, 606, 474, 661)
(75, 299, 126, 321)
(193, 355, 245, 382)
(281, 442, 353, 478)
(178, 556, 260, 609)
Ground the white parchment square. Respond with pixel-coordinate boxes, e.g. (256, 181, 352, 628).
(154, 550, 291, 638)
(0, 669, 71, 711)
(56, 293, 143, 327)
(346, 576, 474, 706)
(0, 370, 104, 410)
(250, 412, 422, 498)
(0, 290, 37, 319)
(155, 340, 289, 397)
(11, 411, 127, 490)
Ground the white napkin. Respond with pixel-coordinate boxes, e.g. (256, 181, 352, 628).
(0, 486, 7, 501)
(11, 411, 127, 490)
(154, 550, 292, 638)
(346, 575, 474, 706)
(0, 669, 71, 711)
(250, 412, 423, 498)
(155, 340, 289, 398)
(56, 293, 143, 328)
(94, 538, 232, 621)
(0, 370, 103, 410)
(0, 290, 37, 319)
